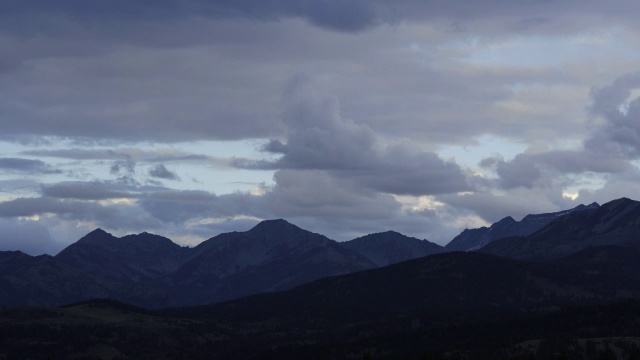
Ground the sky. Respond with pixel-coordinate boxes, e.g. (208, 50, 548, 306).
(3, 1, 640, 255)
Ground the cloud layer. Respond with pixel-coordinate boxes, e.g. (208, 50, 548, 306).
(2, 1, 640, 254)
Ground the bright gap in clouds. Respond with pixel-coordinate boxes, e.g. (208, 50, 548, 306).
(0, 139, 277, 197)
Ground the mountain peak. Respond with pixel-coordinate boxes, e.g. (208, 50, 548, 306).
(250, 219, 301, 233)
(89, 228, 109, 235)
(604, 197, 636, 208)
(77, 228, 115, 243)
(261, 218, 292, 225)
(494, 216, 516, 225)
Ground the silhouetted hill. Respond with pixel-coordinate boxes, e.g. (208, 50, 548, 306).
(445, 202, 599, 251)
(341, 230, 443, 266)
(481, 198, 640, 260)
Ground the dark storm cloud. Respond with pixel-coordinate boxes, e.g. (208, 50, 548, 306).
(148, 164, 179, 180)
(0, 158, 61, 174)
(239, 75, 471, 196)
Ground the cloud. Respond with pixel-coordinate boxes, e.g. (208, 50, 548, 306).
(482, 150, 630, 189)
(0, 0, 380, 34)
(0, 158, 61, 174)
(41, 182, 134, 200)
(22, 148, 211, 162)
(4, 1, 640, 37)
(480, 73, 640, 191)
(148, 164, 179, 180)
(240, 75, 472, 196)
(2, 1, 636, 146)
(0, 197, 91, 217)
(0, 4, 627, 160)
(586, 72, 640, 158)
(264, 169, 401, 220)
(138, 190, 228, 224)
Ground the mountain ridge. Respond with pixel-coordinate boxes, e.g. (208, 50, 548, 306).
(445, 202, 600, 251)
(2, 198, 638, 309)
(480, 197, 640, 260)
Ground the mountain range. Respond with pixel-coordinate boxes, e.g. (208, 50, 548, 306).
(0, 218, 448, 308)
(2, 197, 640, 359)
(0, 198, 633, 311)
